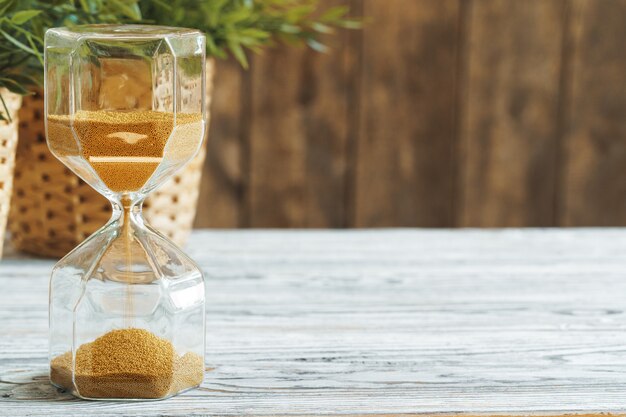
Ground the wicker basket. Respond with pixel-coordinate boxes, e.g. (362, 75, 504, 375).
(0, 89, 22, 258)
(9, 60, 214, 258)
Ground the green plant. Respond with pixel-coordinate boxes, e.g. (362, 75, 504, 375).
(0, 0, 142, 120)
(140, 0, 361, 68)
(0, 0, 360, 120)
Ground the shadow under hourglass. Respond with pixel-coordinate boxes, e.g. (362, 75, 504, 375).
(0, 368, 73, 401)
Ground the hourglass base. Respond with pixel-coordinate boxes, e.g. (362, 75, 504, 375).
(49, 205, 206, 400)
(50, 372, 202, 402)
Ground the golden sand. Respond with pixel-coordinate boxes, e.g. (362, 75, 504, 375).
(47, 111, 202, 192)
(50, 328, 204, 399)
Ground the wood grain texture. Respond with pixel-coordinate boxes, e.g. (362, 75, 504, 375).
(247, 0, 352, 228)
(354, 0, 461, 227)
(560, 0, 626, 225)
(151, 1, 626, 228)
(459, 0, 566, 227)
(195, 59, 245, 228)
(3, 229, 626, 415)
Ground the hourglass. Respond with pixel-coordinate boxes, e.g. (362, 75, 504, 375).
(44, 25, 207, 400)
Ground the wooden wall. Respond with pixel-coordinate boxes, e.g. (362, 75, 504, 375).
(195, 0, 626, 228)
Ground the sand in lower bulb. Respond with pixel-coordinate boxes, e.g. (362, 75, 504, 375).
(50, 328, 204, 399)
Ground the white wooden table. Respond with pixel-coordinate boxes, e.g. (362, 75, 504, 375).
(2, 229, 626, 416)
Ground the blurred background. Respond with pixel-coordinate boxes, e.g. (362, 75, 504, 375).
(198, 0, 626, 228)
(3, 0, 626, 254)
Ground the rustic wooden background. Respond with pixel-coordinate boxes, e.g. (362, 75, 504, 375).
(195, 0, 626, 228)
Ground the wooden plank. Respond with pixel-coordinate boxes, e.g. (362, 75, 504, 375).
(247, 0, 353, 228)
(194, 59, 244, 228)
(354, 0, 461, 227)
(4, 229, 626, 415)
(343, 0, 363, 228)
(560, 0, 626, 225)
(458, 0, 566, 227)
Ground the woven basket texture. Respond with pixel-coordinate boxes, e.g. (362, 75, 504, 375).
(0, 89, 22, 258)
(9, 60, 214, 258)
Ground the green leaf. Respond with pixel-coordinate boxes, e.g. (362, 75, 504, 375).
(11, 10, 41, 24)
(306, 38, 328, 53)
(227, 38, 248, 68)
(280, 23, 301, 34)
(148, 0, 171, 11)
(109, 0, 142, 20)
(205, 33, 218, 53)
(5, 73, 39, 87)
(220, 8, 252, 25)
(311, 22, 333, 34)
(0, 92, 12, 123)
(0, 77, 30, 94)
(79, 0, 94, 13)
(320, 6, 348, 22)
(26, 34, 43, 65)
(0, 1, 15, 17)
(238, 28, 270, 40)
(0, 29, 38, 55)
(337, 18, 365, 30)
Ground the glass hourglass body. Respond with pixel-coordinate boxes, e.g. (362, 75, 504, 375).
(44, 25, 207, 400)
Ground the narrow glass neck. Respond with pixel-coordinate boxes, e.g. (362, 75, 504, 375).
(110, 196, 146, 231)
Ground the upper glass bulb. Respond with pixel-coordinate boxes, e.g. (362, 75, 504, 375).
(45, 24, 207, 202)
